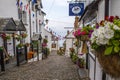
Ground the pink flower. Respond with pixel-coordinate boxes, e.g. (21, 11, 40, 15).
(81, 31, 86, 35)
(42, 43, 47, 47)
(77, 29, 81, 36)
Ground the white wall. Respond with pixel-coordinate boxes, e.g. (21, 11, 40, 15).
(109, 0, 120, 17)
(97, 0, 105, 23)
(42, 28, 52, 52)
(65, 31, 74, 57)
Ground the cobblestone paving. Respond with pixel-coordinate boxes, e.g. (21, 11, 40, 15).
(0, 51, 80, 80)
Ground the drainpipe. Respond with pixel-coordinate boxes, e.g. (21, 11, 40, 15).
(105, 0, 109, 18)
(35, 7, 38, 33)
(28, 0, 32, 40)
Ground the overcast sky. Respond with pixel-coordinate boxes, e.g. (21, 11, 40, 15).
(42, 0, 75, 46)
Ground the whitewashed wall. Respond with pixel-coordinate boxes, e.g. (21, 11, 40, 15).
(109, 0, 120, 17)
(0, 0, 45, 56)
(65, 31, 74, 57)
(42, 28, 52, 52)
(97, 0, 105, 23)
(88, 1, 105, 80)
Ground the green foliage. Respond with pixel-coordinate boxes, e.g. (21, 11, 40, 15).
(82, 25, 94, 34)
(91, 16, 120, 56)
(43, 39, 48, 43)
(104, 46, 113, 55)
(78, 58, 85, 68)
(114, 46, 119, 53)
(17, 43, 24, 48)
(71, 53, 78, 63)
(91, 42, 99, 50)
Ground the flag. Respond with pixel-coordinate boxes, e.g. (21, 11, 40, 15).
(32, 13, 34, 17)
(20, 1, 23, 10)
(29, 9, 31, 14)
(32, 0, 37, 5)
(16, 0, 20, 6)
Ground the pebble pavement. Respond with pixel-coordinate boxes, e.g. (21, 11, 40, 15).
(0, 51, 80, 80)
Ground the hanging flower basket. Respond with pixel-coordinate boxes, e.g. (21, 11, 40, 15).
(80, 35, 89, 41)
(21, 33, 28, 38)
(73, 25, 93, 41)
(90, 16, 120, 78)
(43, 39, 48, 43)
(96, 46, 120, 78)
(0, 33, 11, 40)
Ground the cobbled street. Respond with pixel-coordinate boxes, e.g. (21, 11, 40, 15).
(0, 51, 80, 80)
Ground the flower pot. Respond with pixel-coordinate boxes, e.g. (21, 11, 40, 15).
(80, 35, 89, 41)
(96, 47, 120, 78)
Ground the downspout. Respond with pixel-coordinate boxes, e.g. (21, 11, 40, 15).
(105, 0, 109, 18)
(29, 0, 32, 40)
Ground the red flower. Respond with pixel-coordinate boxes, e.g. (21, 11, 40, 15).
(109, 16, 114, 22)
(105, 16, 109, 21)
(115, 16, 119, 19)
(100, 20, 105, 26)
(1, 33, 6, 39)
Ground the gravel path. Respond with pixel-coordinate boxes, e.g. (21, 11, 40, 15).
(0, 51, 80, 80)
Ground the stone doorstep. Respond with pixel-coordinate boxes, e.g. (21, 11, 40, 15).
(78, 68, 90, 80)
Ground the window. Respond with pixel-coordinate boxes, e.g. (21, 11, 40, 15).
(45, 35, 48, 39)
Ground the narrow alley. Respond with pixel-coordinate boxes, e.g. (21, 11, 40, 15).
(0, 51, 80, 80)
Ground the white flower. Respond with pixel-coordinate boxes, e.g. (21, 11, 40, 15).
(113, 25, 120, 30)
(99, 38, 109, 45)
(104, 28, 114, 39)
(97, 27, 105, 35)
(105, 21, 113, 27)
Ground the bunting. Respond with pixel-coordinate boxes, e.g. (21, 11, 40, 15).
(43, 26, 66, 41)
(26, 4, 29, 10)
(20, 1, 23, 10)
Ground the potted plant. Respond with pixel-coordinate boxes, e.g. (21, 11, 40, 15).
(90, 16, 120, 78)
(71, 53, 79, 64)
(17, 43, 24, 48)
(0, 33, 11, 40)
(77, 58, 85, 68)
(21, 33, 28, 39)
(43, 38, 48, 43)
(15, 34, 22, 41)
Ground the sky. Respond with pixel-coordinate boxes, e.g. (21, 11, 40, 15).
(42, 0, 75, 46)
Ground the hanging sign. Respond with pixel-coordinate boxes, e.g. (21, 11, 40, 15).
(69, 3, 84, 16)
